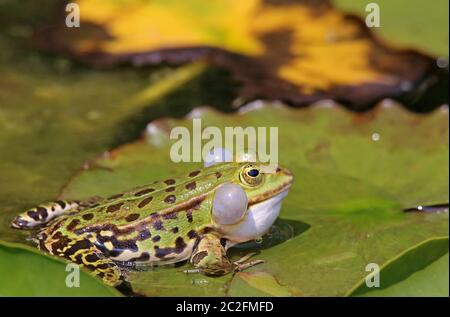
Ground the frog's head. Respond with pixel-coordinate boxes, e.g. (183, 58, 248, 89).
(212, 162, 294, 243)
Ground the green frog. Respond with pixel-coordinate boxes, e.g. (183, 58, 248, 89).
(11, 162, 293, 286)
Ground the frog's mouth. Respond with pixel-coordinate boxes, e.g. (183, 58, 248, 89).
(247, 178, 293, 206)
(222, 187, 291, 244)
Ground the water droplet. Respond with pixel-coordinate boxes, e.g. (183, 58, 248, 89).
(400, 80, 413, 92)
(437, 56, 449, 68)
(380, 99, 395, 108)
(371, 133, 380, 142)
(192, 279, 209, 285)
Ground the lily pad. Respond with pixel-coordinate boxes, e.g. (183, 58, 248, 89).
(35, 0, 446, 110)
(347, 237, 449, 297)
(0, 241, 120, 296)
(336, 0, 449, 57)
(228, 272, 293, 297)
(58, 101, 448, 296)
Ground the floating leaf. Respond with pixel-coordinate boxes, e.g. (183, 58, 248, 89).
(58, 102, 448, 296)
(228, 272, 293, 297)
(347, 237, 449, 297)
(0, 241, 120, 296)
(36, 0, 447, 110)
(336, 0, 449, 57)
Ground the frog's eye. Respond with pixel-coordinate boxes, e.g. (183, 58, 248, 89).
(240, 165, 264, 186)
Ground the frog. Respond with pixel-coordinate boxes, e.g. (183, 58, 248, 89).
(11, 162, 293, 286)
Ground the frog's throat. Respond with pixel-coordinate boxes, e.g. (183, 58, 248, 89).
(220, 189, 290, 244)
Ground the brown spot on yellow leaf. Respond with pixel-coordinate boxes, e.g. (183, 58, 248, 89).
(37, 0, 443, 109)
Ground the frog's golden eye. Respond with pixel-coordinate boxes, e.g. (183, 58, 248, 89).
(240, 165, 264, 186)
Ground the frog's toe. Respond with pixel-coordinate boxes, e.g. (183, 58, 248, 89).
(232, 253, 264, 272)
(233, 259, 264, 272)
(100, 271, 123, 287)
(10, 215, 31, 229)
(91, 261, 123, 287)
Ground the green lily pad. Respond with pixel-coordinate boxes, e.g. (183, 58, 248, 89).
(348, 237, 449, 297)
(58, 101, 448, 296)
(228, 272, 293, 297)
(335, 0, 449, 57)
(0, 241, 121, 296)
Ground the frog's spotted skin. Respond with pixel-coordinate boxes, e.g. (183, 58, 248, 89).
(11, 162, 293, 286)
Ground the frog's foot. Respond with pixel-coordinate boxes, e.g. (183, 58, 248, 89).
(233, 253, 264, 272)
(189, 234, 265, 276)
(10, 200, 82, 229)
(190, 234, 234, 276)
(185, 253, 264, 275)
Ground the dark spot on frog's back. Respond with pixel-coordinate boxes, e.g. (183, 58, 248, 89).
(67, 219, 80, 231)
(152, 235, 161, 242)
(175, 237, 186, 251)
(163, 212, 177, 220)
(164, 179, 176, 185)
(82, 213, 94, 221)
(164, 195, 176, 204)
(215, 172, 222, 179)
(187, 230, 197, 239)
(138, 229, 151, 241)
(152, 220, 164, 230)
(189, 170, 200, 177)
(186, 210, 193, 223)
(185, 181, 196, 190)
(165, 186, 175, 192)
(106, 202, 124, 213)
(125, 213, 140, 222)
(134, 188, 154, 197)
(138, 196, 153, 208)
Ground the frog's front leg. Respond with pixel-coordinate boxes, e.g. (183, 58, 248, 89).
(10, 197, 102, 229)
(189, 234, 263, 276)
(60, 238, 123, 286)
